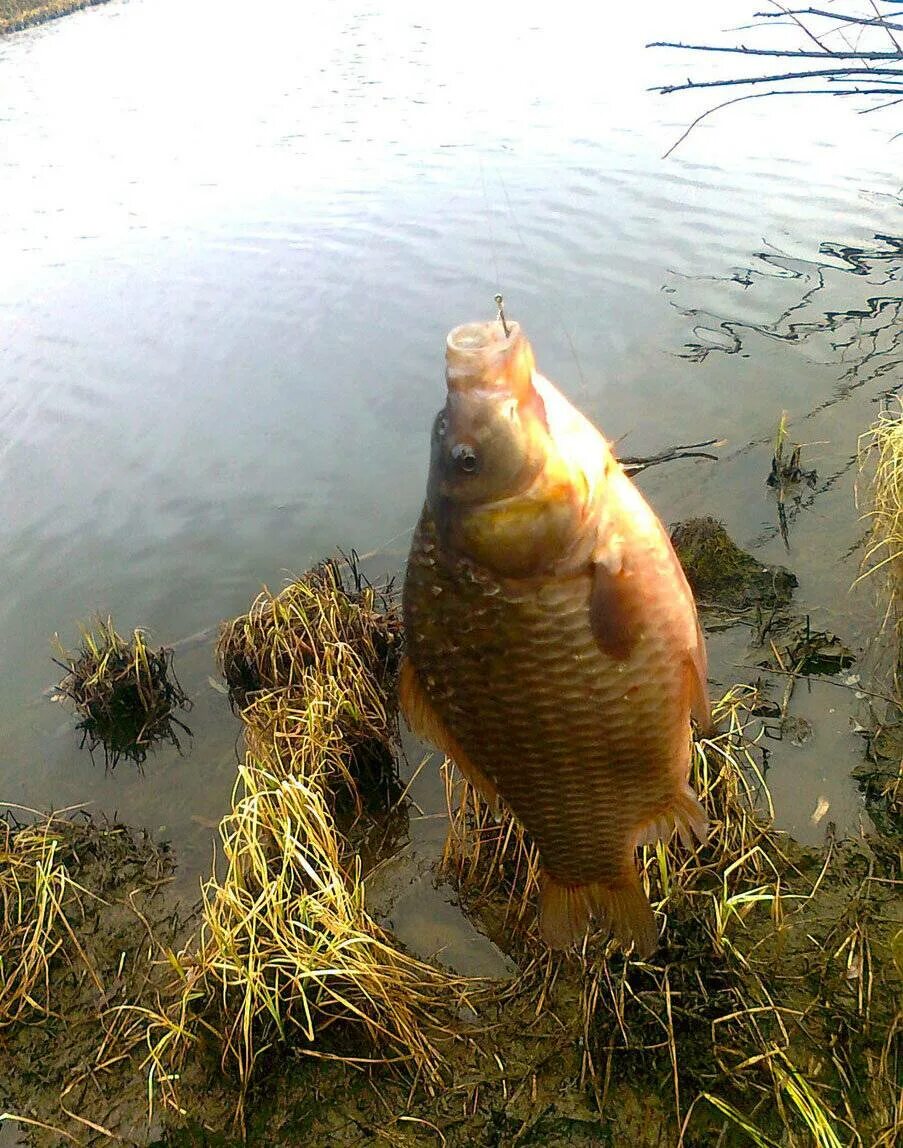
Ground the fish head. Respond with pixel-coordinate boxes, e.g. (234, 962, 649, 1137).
(425, 319, 593, 576)
(428, 320, 548, 509)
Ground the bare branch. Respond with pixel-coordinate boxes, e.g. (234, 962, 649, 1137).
(753, 8, 903, 34)
(648, 41, 902, 60)
(618, 440, 724, 476)
(859, 95, 903, 113)
(655, 67, 903, 95)
(767, 0, 836, 52)
(661, 87, 903, 159)
(869, 0, 902, 52)
(651, 5, 903, 154)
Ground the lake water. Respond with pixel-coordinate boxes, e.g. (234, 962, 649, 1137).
(1, 0, 900, 966)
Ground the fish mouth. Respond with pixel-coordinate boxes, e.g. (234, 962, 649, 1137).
(446, 319, 535, 397)
(447, 320, 521, 355)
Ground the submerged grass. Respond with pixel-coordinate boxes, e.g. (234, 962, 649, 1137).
(53, 617, 192, 770)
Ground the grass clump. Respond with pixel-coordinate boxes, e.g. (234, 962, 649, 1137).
(0, 813, 95, 1028)
(53, 617, 191, 770)
(0, 0, 109, 35)
(136, 759, 467, 1126)
(125, 556, 474, 1129)
(856, 403, 903, 829)
(217, 555, 404, 817)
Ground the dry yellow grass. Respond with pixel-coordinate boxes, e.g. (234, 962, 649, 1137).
(0, 813, 98, 1027)
(119, 558, 476, 1128)
(856, 402, 903, 820)
(0, 0, 109, 36)
(52, 617, 191, 770)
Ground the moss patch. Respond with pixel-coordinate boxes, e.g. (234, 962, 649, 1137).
(671, 516, 797, 611)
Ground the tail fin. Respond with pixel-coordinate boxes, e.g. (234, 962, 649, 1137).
(636, 785, 708, 850)
(539, 869, 658, 957)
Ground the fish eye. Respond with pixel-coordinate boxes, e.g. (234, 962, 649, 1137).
(451, 442, 480, 475)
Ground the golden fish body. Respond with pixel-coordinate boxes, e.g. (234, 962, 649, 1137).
(400, 320, 710, 954)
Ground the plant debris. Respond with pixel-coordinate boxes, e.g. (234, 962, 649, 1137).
(52, 617, 192, 770)
(760, 618, 856, 677)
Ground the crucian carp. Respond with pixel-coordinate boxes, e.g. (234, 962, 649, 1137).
(400, 314, 711, 956)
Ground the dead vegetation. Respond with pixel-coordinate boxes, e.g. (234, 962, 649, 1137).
(0, 811, 177, 1144)
(856, 401, 903, 830)
(112, 556, 474, 1130)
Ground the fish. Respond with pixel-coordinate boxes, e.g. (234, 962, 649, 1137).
(399, 316, 712, 956)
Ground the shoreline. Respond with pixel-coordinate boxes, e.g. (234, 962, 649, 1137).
(0, 0, 110, 35)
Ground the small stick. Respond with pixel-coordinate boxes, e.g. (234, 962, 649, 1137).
(494, 294, 510, 337)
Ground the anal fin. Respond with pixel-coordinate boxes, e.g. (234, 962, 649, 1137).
(398, 656, 498, 806)
(539, 868, 658, 958)
(635, 785, 708, 850)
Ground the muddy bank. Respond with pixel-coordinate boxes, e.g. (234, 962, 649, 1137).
(0, 0, 109, 35)
(2, 796, 899, 1146)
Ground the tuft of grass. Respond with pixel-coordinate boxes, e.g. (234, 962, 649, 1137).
(217, 555, 403, 818)
(143, 760, 465, 1121)
(0, 813, 96, 1027)
(0, 1, 103, 35)
(859, 401, 903, 604)
(857, 404, 903, 824)
(52, 618, 191, 770)
(119, 556, 476, 1128)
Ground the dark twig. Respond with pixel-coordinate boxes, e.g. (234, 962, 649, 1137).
(753, 9, 903, 35)
(768, 0, 836, 53)
(658, 88, 903, 160)
(654, 66, 903, 95)
(648, 42, 901, 60)
(618, 438, 723, 475)
(651, 5, 903, 154)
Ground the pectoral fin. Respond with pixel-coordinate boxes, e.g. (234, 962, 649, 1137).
(398, 656, 499, 805)
(589, 548, 642, 661)
(635, 785, 708, 849)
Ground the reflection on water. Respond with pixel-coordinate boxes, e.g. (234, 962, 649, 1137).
(670, 233, 902, 392)
(0, 0, 901, 961)
(664, 230, 902, 552)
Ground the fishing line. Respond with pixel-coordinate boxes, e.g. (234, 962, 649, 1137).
(492, 159, 590, 397)
(478, 150, 502, 293)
